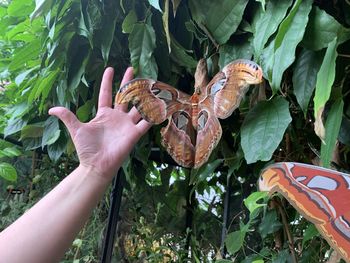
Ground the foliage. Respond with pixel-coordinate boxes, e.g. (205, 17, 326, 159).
(0, 0, 350, 262)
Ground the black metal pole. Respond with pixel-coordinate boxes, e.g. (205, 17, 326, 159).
(101, 169, 125, 263)
(220, 173, 233, 258)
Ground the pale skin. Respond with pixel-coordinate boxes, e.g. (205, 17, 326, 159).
(0, 67, 152, 263)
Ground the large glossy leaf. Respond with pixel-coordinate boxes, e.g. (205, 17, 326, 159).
(292, 48, 323, 115)
(313, 37, 338, 120)
(271, 0, 313, 92)
(219, 37, 253, 69)
(302, 6, 350, 51)
(320, 99, 344, 168)
(241, 97, 292, 164)
(252, 0, 291, 58)
(129, 23, 158, 79)
(30, 0, 55, 20)
(189, 0, 248, 45)
(0, 162, 17, 182)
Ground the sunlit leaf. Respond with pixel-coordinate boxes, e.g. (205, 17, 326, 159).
(0, 163, 17, 182)
(30, 0, 55, 20)
(244, 191, 268, 214)
(241, 97, 292, 164)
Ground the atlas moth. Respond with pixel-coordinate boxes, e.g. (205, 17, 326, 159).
(259, 162, 350, 262)
(116, 59, 263, 168)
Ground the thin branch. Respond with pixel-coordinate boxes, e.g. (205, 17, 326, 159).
(273, 198, 298, 263)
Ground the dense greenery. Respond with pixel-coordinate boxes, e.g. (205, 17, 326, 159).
(0, 0, 350, 262)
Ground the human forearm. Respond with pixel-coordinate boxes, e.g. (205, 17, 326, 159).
(0, 165, 112, 263)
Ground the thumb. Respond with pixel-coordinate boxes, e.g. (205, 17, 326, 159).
(49, 107, 81, 138)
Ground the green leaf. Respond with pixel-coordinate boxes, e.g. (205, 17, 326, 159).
(272, 249, 291, 263)
(99, 6, 118, 64)
(0, 163, 17, 182)
(252, 0, 291, 58)
(20, 123, 44, 140)
(29, 69, 60, 102)
(313, 37, 338, 120)
(1, 147, 21, 157)
(122, 10, 137, 34)
(4, 118, 28, 137)
(292, 48, 323, 115)
(241, 97, 292, 164)
(7, 0, 34, 17)
(48, 131, 68, 162)
(30, 0, 55, 20)
(258, 210, 282, 238)
(225, 230, 246, 255)
(302, 224, 319, 246)
(67, 48, 91, 93)
(162, 0, 171, 53)
(129, 23, 158, 79)
(244, 191, 268, 214)
(302, 6, 350, 51)
(8, 38, 41, 71)
(218, 38, 253, 69)
(271, 0, 313, 92)
(321, 99, 344, 168)
(42, 116, 61, 147)
(170, 36, 197, 71)
(189, 0, 249, 45)
(190, 159, 223, 184)
(148, 0, 162, 13)
(76, 100, 94, 122)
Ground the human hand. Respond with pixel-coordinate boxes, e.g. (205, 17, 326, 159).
(49, 67, 152, 181)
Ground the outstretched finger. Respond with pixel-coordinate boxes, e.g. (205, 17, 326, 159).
(128, 107, 142, 123)
(48, 107, 81, 138)
(136, 119, 153, 135)
(115, 67, 133, 112)
(98, 67, 114, 109)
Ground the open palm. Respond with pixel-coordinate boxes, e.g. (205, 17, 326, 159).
(49, 67, 152, 180)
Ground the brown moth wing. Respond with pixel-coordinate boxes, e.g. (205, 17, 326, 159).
(194, 102, 222, 168)
(116, 78, 190, 124)
(203, 59, 263, 119)
(161, 108, 195, 168)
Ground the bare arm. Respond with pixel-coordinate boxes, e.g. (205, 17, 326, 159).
(0, 67, 151, 263)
